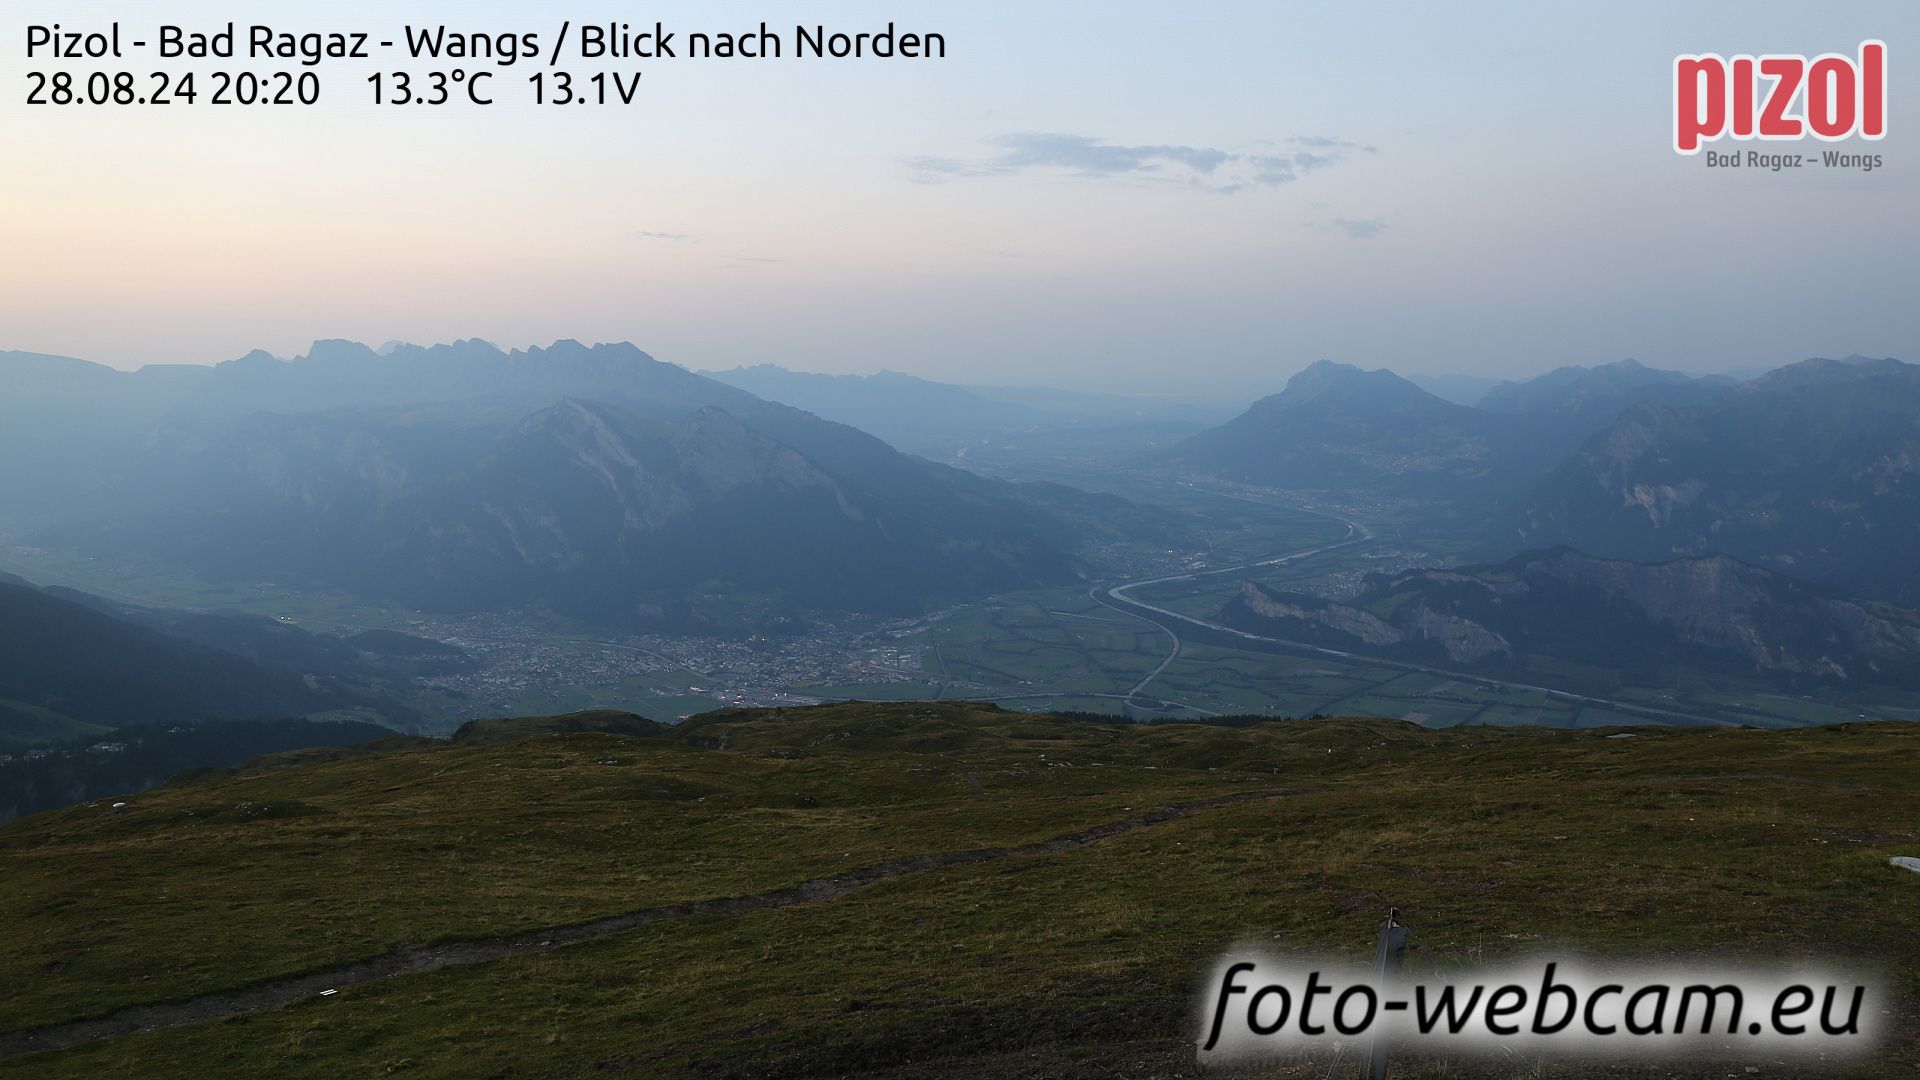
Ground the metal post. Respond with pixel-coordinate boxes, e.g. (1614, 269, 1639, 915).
(1367, 907, 1408, 1079)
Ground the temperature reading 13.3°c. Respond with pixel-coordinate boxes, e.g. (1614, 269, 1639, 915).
(366, 69, 494, 105)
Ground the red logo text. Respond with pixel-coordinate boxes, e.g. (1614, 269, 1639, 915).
(1674, 41, 1886, 154)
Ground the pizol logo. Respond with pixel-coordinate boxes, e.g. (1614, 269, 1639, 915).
(1674, 41, 1887, 154)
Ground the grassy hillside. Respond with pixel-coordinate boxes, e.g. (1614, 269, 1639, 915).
(450, 708, 668, 746)
(0, 702, 1915, 1077)
(0, 582, 343, 749)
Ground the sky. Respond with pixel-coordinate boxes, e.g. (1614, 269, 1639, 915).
(1, 0, 1914, 392)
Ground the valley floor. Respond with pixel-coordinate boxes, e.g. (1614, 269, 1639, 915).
(17, 482, 1903, 741)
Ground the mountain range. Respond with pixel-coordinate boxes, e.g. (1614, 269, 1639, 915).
(1509, 356, 1920, 603)
(1220, 547, 1920, 692)
(1164, 358, 1734, 499)
(1477, 358, 1733, 432)
(703, 363, 1233, 461)
(1164, 360, 1528, 497)
(0, 341, 1128, 621)
(1166, 356, 1920, 611)
(702, 365, 1047, 454)
(6, 338, 1913, 723)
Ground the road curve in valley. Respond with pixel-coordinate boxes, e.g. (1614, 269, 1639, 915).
(1091, 497, 1727, 728)
(1091, 521, 1370, 706)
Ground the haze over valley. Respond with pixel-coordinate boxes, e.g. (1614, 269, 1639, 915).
(5, 339, 1917, 803)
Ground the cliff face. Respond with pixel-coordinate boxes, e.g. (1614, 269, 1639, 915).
(1510, 357, 1920, 603)
(1223, 548, 1920, 687)
(1520, 550, 1920, 678)
(1233, 581, 1513, 663)
(1236, 584, 1402, 646)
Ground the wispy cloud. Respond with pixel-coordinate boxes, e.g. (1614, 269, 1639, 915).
(901, 155, 1002, 180)
(906, 132, 1374, 193)
(1329, 216, 1390, 239)
(989, 134, 1232, 177)
(634, 230, 693, 242)
(1290, 135, 1376, 153)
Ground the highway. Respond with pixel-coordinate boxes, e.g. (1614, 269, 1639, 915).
(1086, 494, 1730, 727)
(1090, 520, 1369, 706)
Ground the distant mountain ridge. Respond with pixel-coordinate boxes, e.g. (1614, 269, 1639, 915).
(1478, 359, 1732, 431)
(0, 341, 1094, 621)
(1510, 355, 1920, 603)
(702, 363, 1236, 457)
(1165, 357, 1780, 513)
(1165, 360, 1530, 496)
(702, 365, 1045, 453)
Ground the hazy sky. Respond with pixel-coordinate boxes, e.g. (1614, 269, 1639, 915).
(2, 0, 1913, 390)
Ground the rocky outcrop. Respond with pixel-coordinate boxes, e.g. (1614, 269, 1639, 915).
(1400, 606, 1512, 662)
(1230, 582, 1511, 663)
(1224, 546, 1920, 687)
(1511, 356, 1920, 601)
(1235, 583, 1403, 646)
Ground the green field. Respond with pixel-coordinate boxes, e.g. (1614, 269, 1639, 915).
(1, 703, 1915, 1077)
